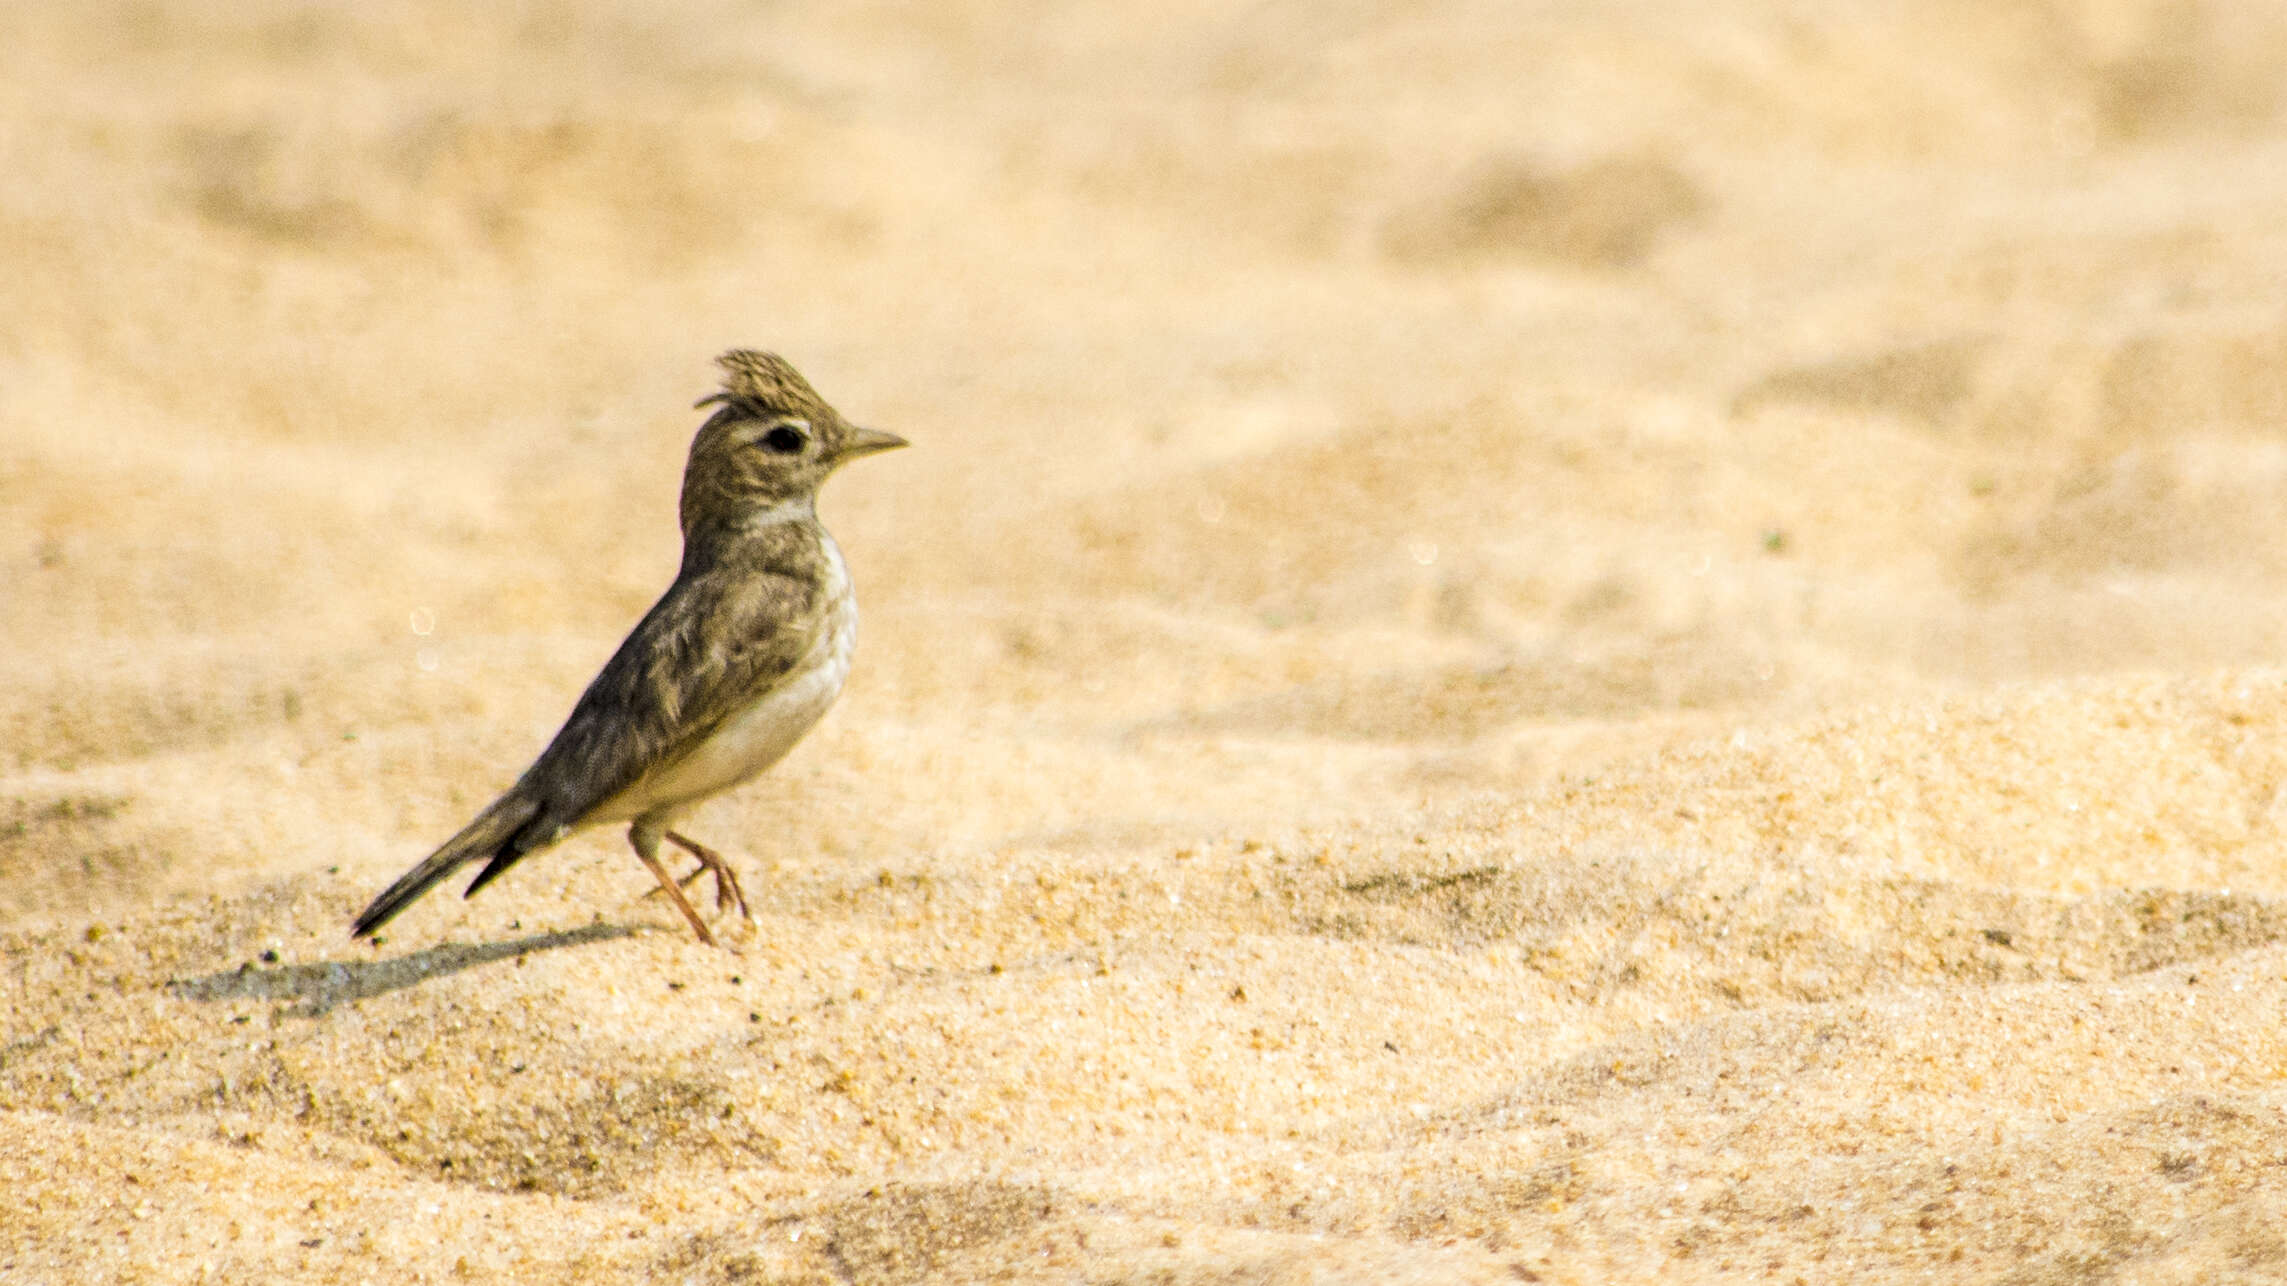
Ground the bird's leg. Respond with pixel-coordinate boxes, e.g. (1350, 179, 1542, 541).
(639, 862, 709, 894)
(629, 823, 720, 948)
(666, 830, 755, 924)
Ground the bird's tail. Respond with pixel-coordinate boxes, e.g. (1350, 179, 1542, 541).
(350, 794, 546, 938)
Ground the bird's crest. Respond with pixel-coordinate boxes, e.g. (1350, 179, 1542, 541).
(697, 349, 827, 416)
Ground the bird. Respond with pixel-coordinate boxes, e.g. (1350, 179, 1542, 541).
(350, 349, 905, 948)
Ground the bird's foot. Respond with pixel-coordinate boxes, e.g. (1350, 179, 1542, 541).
(666, 830, 758, 927)
(631, 843, 721, 948)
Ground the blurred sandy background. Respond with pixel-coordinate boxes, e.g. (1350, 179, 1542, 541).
(11, 1, 2287, 1281)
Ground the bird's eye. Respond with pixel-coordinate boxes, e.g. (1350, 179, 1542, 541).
(760, 424, 809, 455)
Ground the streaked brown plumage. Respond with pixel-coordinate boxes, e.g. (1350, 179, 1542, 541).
(351, 350, 905, 947)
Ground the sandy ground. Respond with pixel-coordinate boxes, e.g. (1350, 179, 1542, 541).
(11, 2, 2287, 1281)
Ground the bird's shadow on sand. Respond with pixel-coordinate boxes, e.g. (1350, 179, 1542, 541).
(166, 923, 636, 1018)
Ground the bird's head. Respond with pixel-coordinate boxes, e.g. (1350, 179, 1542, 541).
(680, 350, 905, 537)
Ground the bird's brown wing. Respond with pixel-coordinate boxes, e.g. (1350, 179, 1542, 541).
(458, 556, 829, 896)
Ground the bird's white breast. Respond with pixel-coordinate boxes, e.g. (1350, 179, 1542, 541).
(617, 537, 857, 821)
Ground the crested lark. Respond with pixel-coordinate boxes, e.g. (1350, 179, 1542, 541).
(351, 350, 905, 948)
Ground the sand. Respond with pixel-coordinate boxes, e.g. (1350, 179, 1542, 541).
(11, 1, 2287, 1281)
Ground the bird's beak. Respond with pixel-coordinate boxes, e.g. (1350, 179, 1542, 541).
(837, 426, 909, 461)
